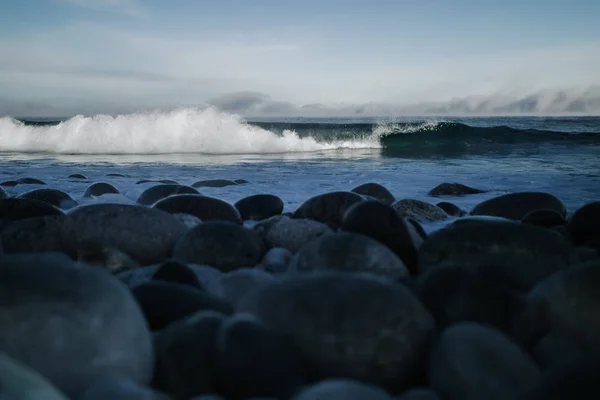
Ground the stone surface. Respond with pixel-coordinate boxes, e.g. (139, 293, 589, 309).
(0, 198, 64, 220)
(435, 202, 465, 217)
(192, 179, 238, 188)
(471, 191, 566, 220)
(258, 247, 293, 274)
(76, 378, 170, 400)
(136, 184, 200, 206)
(566, 201, 600, 248)
(17, 189, 77, 209)
(207, 268, 276, 307)
(153, 194, 242, 225)
(83, 182, 120, 197)
(0, 353, 69, 400)
(521, 209, 566, 228)
(0, 215, 68, 254)
(291, 379, 392, 400)
(392, 199, 449, 222)
(351, 183, 395, 204)
(254, 215, 333, 253)
(234, 194, 284, 221)
(428, 182, 486, 196)
(293, 191, 364, 227)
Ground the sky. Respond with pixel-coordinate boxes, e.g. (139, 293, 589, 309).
(1, 0, 600, 116)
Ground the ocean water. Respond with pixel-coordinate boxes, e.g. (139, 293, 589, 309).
(1, 108, 599, 232)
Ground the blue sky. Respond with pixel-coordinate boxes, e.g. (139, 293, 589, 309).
(1, 0, 599, 115)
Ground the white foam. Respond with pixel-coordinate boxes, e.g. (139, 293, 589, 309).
(0, 107, 382, 154)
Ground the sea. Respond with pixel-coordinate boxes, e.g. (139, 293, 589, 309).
(1, 108, 599, 232)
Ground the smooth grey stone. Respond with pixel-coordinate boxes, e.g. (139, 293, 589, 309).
(18, 189, 77, 209)
(117, 264, 222, 290)
(0, 353, 69, 400)
(351, 182, 395, 204)
(471, 191, 566, 220)
(0, 215, 67, 254)
(136, 184, 199, 206)
(0, 198, 64, 220)
(436, 201, 465, 217)
(192, 179, 238, 188)
(207, 268, 276, 307)
(83, 182, 120, 198)
(521, 209, 566, 228)
(428, 183, 486, 196)
(567, 201, 600, 247)
(259, 247, 293, 274)
(254, 215, 333, 253)
(293, 191, 364, 227)
(395, 388, 440, 400)
(291, 379, 392, 400)
(0, 253, 153, 397)
(392, 199, 449, 222)
(76, 378, 170, 400)
(68, 174, 87, 179)
(153, 194, 242, 225)
(173, 213, 202, 229)
(234, 194, 284, 221)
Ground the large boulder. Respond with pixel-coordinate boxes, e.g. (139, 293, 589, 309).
(0, 215, 68, 254)
(234, 194, 284, 221)
(61, 204, 188, 265)
(392, 199, 448, 222)
(0, 353, 69, 400)
(83, 182, 120, 198)
(192, 179, 238, 188)
(173, 221, 265, 272)
(153, 194, 242, 224)
(0, 198, 64, 221)
(351, 183, 395, 204)
(291, 379, 392, 400)
(206, 268, 276, 307)
(136, 184, 199, 206)
(293, 191, 364, 227)
(288, 232, 409, 280)
(429, 323, 540, 400)
(254, 215, 332, 253)
(76, 378, 170, 400)
(418, 220, 573, 291)
(238, 274, 435, 391)
(471, 192, 566, 220)
(522, 209, 566, 229)
(566, 201, 600, 248)
(17, 189, 77, 209)
(0, 253, 154, 398)
(428, 183, 486, 196)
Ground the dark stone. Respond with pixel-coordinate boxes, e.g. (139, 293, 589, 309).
(207, 268, 276, 307)
(76, 241, 140, 272)
(523, 358, 600, 400)
(173, 213, 203, 229)
(259, 247, 293, 274)
(215, 314, 307, 399)
(118, 264, 223, 291)
(341, 201, 423, 275)
(406, 218, 428, 240)
(68, 174, 87, 179)
(0, 180, 19, 187)
(132, 281, 232, 331)
(516, 261, 600, 351)
(136, 179, 179, 185)
(106, 173, 126, 177)
(234, 194, 284, 221)
(522, 209, 566, 228)
(254, 215, 332, 253)
(531, 333, 585, 371)
(0, 215, 68, 254)
(83, 182, 120, 198)
(238, 274, 435, 391)
(435, 201, 465, 217)
(428, 182, 486, 196)
(0, 253, 153, 397)
(152, 260, 204, 289)
(429, 323, 540, 400)
(234, 179, 249, 184)
(471, 191, 566, 220)
(566, 201, 600, 248)
(153, 194, 242, 224)
(18, 188, 78, 209)
(291, 379, 392, 400)
(392, 199, 448, 222)
(288, 231, 408, 279)
(417, 265, 526, 334)
(136, 184, 200, 206)
(0, 187, 8, 199)
(293, 191, 364, 227)
(0, 198, 64, 221)
(76, 378, 170, 400)
(192, 179, 238, 188)
(173, 221, 265, 272)
(61, 204, 188, 265)
(396, 388, 440, 400)
(17, 177, 46, 185)
(351, 182, 395, 204)
(153, 311, 226, 398)
(0, 353, 69, 400)
(418, 220, 573, 291)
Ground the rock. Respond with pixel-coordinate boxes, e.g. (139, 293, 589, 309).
(136, 184, 200, 206)
(118, 264, 222, 290)
(428, 182, 486, 196)
(18, 188, 77, 209)
(429, 323, 540, 400)
(234, 179, 249, 184)
(192, 179, 238, 188)
(406, 218, 428, 240)
(69, 174, 87, 179)
(234, 194, 284, 221)
(173, 213, 203, 229)
(153, 194, 242, 225)
(76, 378, 170, 400)
(396, 388, 440, 400)
(566, 201, 600, 248)
(522, 209, 566, 228)
(341, 201, 423, 275)
(531, 333, 585, 371)
(254, 215, 333, 253)
(0, 180, 19, 187)
(351, 183, 395, 204)
(153, 311, 226, 398)
(207, 268, 276, 307)
(291, 379, 392, 400)
(435, 201, 465, 217)
(258, 247, 293, 274)
(0, 198, 64, 221)
(152, 260, 204, 289)
(288, 232, 409, 280)
(417, 265, 526, 334)
(215, 314, 307, 399)
(0, 215, 67, 254)
(392, 199, 449, 222)
(418, 220, 573, 291)
(106, 173, 126, 177)
(136, 179, 179, 185)
(522, 358, 600, 400)
(0, 186, 8, 199)
(173, 221, 265, 272)
(516, 261, 600, 351)
(17, 177, 46, 185)
(471, 191, 566, 220)
(0, 353, 69, 400)
(0, 253, 153, 397)
(61, 204, 188, 265)
(83, 182, 120, 198)
(293, 191, 364, 227)
(238, 274, 435, 391)
(76, 241, 140, 272)
(132, 281, 232, 331)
